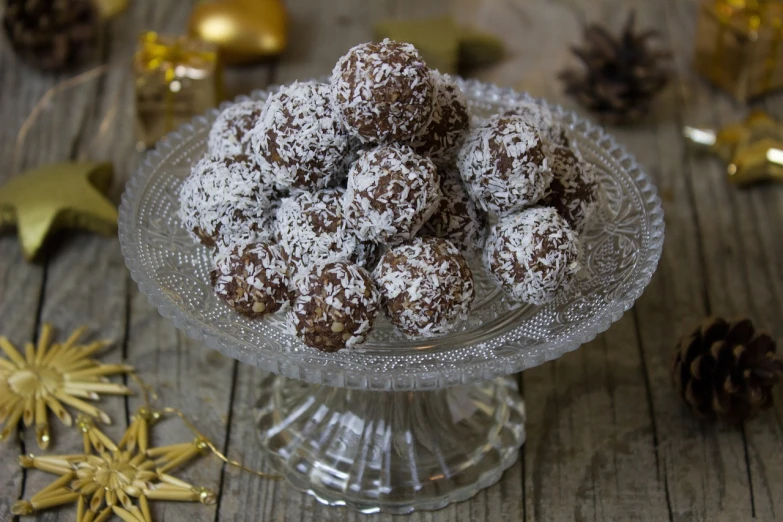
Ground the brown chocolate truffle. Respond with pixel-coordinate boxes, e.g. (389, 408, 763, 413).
(542, 145, 599, 232)
(251, 81, 349, 191)
(179, 155, 277, 248)
(484, 207, 580, 305)
(457, 114, 552, 215)
(330, 39, 435, 143)
(373, 237, 475, 337)
(212, 241, 291, 317)
(410, 71, 470, 166)
(275, 188, 357, 275)
(419, 169, 487, 251)
(344, 144, 441, 244)
(208, 100, 265, 158)
(503, 100, 568, 152)
(290, 261, 381, 352)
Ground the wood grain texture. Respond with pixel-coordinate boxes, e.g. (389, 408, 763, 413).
(0, 29, 110, 522)
(2, 0, 783, 520)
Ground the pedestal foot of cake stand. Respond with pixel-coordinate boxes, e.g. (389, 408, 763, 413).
(256, 374, 526, 514)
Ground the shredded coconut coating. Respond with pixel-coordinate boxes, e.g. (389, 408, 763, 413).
(503, 100, 569, 152)
(419, 168, 487, 251)
(250, 81, 348, 191)
(457, 115, 552, 216)
(542, 145, 599, 232)
(484, 207, 580, 306)
(330, 39, 435, 143)
(374, 237, 475, 337)
(276, 188, 358, 278)
(208, 101, 265, 158)
(290, 260, 381, 352)
(409, 71, 470, 166)
(351, 240, 382, 270)
(336, 136, 368, 184)
(211, 241, 291, 317)
(179, 155, 278, 248)
(344, 144, 441, 244)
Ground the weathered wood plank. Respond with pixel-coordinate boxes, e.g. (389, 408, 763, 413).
(633, 1, 759, 521)
(733, 44, 783, 522)
(0, 77, 47, 522)
(5, 0, 783, 520)
(124, 301, 237, 522)
(0, 3, 259, 522)
(0, 46, 107, 522)
(9, 1, 160, 518)
(456, 0, 669, 520)
(523, 316, 669, 522)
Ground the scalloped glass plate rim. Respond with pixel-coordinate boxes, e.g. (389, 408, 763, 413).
(119, 78, 665, 391)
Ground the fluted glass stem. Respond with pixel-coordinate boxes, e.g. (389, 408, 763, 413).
(257, 375, 526, 514)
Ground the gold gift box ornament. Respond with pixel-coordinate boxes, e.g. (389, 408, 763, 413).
(134, 32, 222, 149)
(694, 0, 783, 101)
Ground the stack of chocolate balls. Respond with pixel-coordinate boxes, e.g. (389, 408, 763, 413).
(179, 39, 599, 353)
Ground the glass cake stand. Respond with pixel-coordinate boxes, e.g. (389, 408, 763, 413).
(119, 79, 664, 514)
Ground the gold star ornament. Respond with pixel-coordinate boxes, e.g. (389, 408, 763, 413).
(0, 324, 132, 449)
(12, 410, 217, 522)
(684, 111, 783, 186)
(374, 16, 504, 75)
(0, 161, 118, 261)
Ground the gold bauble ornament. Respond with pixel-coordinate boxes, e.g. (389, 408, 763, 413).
(684, 111, 783, 186)
(0, 324, 132, 449)
(0, 161, 118, 261)
(188, 0, 287, 65)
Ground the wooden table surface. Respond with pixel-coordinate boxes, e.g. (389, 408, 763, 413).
(2, 0, 783, 520)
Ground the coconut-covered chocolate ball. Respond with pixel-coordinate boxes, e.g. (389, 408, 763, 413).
(374, 237, 475, 337)
(251, 81, 349, 191)
(344, 144, 440, 244)
(484, 207, 580, 305)
(543, 145, 599, 232)
(208, 100, 265, 158)
(457, 115, 552, 215)
(419, 170, 487, 251)
(330, 39, 435, 143)
(179, 155, 277, 248)
(291, 261, 381, 352)
(211, 241, 291, 317)
(410, 71, 470, 166)
(276, 188, 357, 274)
(351, 240, 382, 271)
(503, 100, 568, 151)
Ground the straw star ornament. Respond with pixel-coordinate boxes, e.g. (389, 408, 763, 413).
(0, 324, 132, 449)
(12, 411, 217, 521)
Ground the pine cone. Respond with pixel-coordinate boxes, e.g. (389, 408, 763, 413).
(672, 317, 783, 424)
(560, 12, 671, 124)
(2, 0, 98, 71)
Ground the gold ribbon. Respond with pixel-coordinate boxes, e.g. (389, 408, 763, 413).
(134, 32, 222, 137)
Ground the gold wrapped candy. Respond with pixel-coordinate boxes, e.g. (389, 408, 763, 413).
(693, 0, 783, 101)
(134, 32, 222, 148)
(684, 111, 783, 185)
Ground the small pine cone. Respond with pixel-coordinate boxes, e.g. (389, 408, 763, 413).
(559, 11, 671, 124)
(2, 0, 99, 71)
(672, 317, 783, 424)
